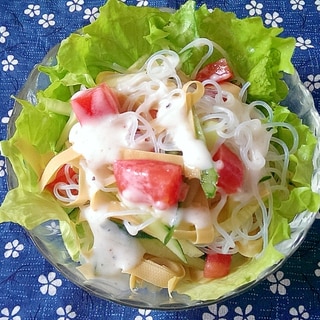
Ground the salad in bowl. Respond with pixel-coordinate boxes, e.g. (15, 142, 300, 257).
(1, 0, 320, 309)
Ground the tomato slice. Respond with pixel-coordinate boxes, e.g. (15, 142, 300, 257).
(203, 253, 232, 279)
(113, 159, 183, 210)
(196, 58, 234, 83)
(212, 144, 244, 194)
(45, 164, 78, 195)
(71, 83, 120, 124)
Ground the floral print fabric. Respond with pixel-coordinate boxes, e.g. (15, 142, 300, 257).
(0, 0, 320, 319)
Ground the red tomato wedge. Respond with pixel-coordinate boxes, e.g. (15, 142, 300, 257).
(213, 144, 244, 194)
(203, 253, 232, 279)
(196, 58, 234, 83)
(113, 159, 183, 210)
(45, 164, 78, 195)
(71, 83, 120, 124)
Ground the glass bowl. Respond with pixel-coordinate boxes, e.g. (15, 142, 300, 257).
(6, 44, 320, 310)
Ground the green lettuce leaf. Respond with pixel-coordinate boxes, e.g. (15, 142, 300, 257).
(270, 105, 320, 220)
(0, 189, 68, 228)
(39, 0, 295, 106)
(1, 98, 67, 191)
(147, 1, 295, 102)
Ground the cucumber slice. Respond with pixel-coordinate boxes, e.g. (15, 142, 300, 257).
(200, 167, 218, 198)
(192, 107, 218, 199)
(139, 238, 205, 270)
(144, 219, 187, 263)
(178, 239, 204, 258)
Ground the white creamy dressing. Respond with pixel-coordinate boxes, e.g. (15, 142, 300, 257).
(178, 205, 212, 229)
(116, 198, 212, 233)
(80, 205, 145, 277)
(69, 113, 134, 172)
(118, 194, 180, 228)
(156, 91, 214, 170)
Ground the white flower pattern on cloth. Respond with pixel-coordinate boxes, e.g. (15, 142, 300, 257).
(4, 240, 24, 258)
(304, 74, 320, 92)
(56, 305, 77, 320)
(245, 1, 263, 16)
(0, 306, 21, 320)
(2, 55, 18, 72)
(38, 272, 63, 296)
(66, 0, 84, 13)
(135, 309, 153, 320)
(0, 26, 9, 44)
(136, 0, 149, 7)
(0, 159, 6, 177)
(234, 305, 255, 320)
(83, 7, 100, 23)
(264, 11, 283, 27)
(296, 37, 314, 50)
(202, 304, 228, 320)
(24, 4, 41, 17)
(314, 261, 320, 276)
(289, 305, 309, 320)
(45, 221, 61, 235)
(1, 109, 12, 124)
(267, 270, 291, 295)
(290, 0, 305, 10)
(315, 0, 320, 11)
(38, 14, 56, 28)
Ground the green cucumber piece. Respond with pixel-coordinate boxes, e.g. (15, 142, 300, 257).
(200, 167, 218, 198)
(139, 238, 205, 270)
(192, 107, 206, 143)
(192, 108, 218, 199)
(143, 219, 187, 263)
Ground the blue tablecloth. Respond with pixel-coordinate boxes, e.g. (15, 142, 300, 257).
(1, 1, 320, 319)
